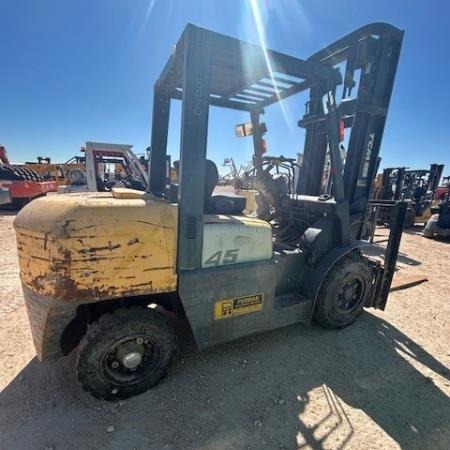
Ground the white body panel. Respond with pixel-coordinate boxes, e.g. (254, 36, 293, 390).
(202, 214, 272, 268)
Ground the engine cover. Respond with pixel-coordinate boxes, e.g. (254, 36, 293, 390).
(202, 214, 272, 268)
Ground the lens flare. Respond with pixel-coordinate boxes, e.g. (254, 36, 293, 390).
(248, 0, 293, 130)
(139, 0, 157, 38)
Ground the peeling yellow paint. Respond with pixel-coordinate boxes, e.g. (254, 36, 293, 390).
(14, 190, 178, 302)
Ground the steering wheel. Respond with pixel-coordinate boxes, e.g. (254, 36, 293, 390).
(123, 175, 146, 191)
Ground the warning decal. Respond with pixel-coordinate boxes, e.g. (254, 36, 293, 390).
(214, 293, 264, 320)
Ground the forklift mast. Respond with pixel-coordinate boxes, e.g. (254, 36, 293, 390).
(428, 164, 445, 192)
(402, 163, 445, 199)
(298, 24, 404, 230)
(380, 167, 406, 201)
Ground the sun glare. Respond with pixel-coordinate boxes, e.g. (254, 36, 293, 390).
(247, 0, 294, 132)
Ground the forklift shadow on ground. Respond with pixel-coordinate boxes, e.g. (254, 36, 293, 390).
(402, 224, 425, 236)
(362, 245, 421, 267)
(1, 312, 449, 450)
(402, 224, 450, 242)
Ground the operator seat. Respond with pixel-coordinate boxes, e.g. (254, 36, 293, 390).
(204, 159, 247, 214)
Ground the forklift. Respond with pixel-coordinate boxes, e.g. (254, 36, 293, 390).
(423, 193, 450, 238)
(57, 142, 149, 193)
(14, 23, 405, 399)
(372, 164, 444, 228)
(372, 166, 413, 226)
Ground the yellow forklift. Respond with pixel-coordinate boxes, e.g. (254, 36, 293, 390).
(14, 23, 405, 399)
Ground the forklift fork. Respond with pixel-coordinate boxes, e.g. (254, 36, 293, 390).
(370, 201, 407, 309)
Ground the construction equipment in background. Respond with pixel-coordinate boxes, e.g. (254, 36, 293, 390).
(58, 142, 148, 193)
(403, 164, 444, 224)
(0, 145, 58, 209)
(423, 190, 450, 238)
(21, 155, 85, 186)
(371, 163, 445, 228)
(431, 175, 450, 202)
(14, 23, 405, 400)
(218, 157, 242, 186)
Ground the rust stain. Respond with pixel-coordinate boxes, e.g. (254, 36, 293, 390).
(135, 220, 173, 229)
(127, 237, 140, 246)
(31, 255, 51, 262)
(30, 272, 155, 302)
(58, 219, 76, 237)
(78, 242, 121, 254)
(143, 266, 173, 272)
(43, 232, 50, 251)
(71, 224, 96, 232)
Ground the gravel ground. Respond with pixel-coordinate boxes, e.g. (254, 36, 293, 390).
(0, 211, 449, 450)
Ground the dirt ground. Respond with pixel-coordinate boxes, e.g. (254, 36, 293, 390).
(0, 211, 449, 450)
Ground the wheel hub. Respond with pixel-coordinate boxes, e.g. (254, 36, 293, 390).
(337, 279, 363, 312)
(121, 351, 142, 369)
(343, 285, 354, 300)
(116, 342, 145, 369)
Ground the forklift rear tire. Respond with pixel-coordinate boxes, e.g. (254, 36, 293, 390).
(76, 306, 177, 400)
(314, 253, 372, 329)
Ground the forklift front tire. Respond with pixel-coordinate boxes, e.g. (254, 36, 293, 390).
(76, 306, 177, 400)
(314, 254, 372, 329)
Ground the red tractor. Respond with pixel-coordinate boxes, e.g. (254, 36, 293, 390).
(0, 145, 58, 209)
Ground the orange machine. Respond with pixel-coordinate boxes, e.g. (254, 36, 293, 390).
(0, 145, 58, 209)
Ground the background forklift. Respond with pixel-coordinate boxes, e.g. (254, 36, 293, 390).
(423, 189, 450, 238)
(57, 142, 149, 193)
(14, 22, 404, 399)
(372, 163, 444, 228)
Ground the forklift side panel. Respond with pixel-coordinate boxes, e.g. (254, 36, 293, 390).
(179, 261, 276, 349)
(180, 254, 318, 350)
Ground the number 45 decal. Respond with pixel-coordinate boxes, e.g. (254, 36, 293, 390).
(204, 249, 239, 266)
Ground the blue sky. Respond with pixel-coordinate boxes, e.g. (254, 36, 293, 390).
(0, 0, 449, 177)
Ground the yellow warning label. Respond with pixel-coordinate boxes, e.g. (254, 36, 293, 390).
(214, 293, 264, 320)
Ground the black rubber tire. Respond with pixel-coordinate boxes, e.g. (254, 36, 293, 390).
(76, 306, 177, 400)
(314, 253, 373, 329)
(0, 165, 23, 181)
(21, 167, 44, 181)
(13, 167, 32, 180)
